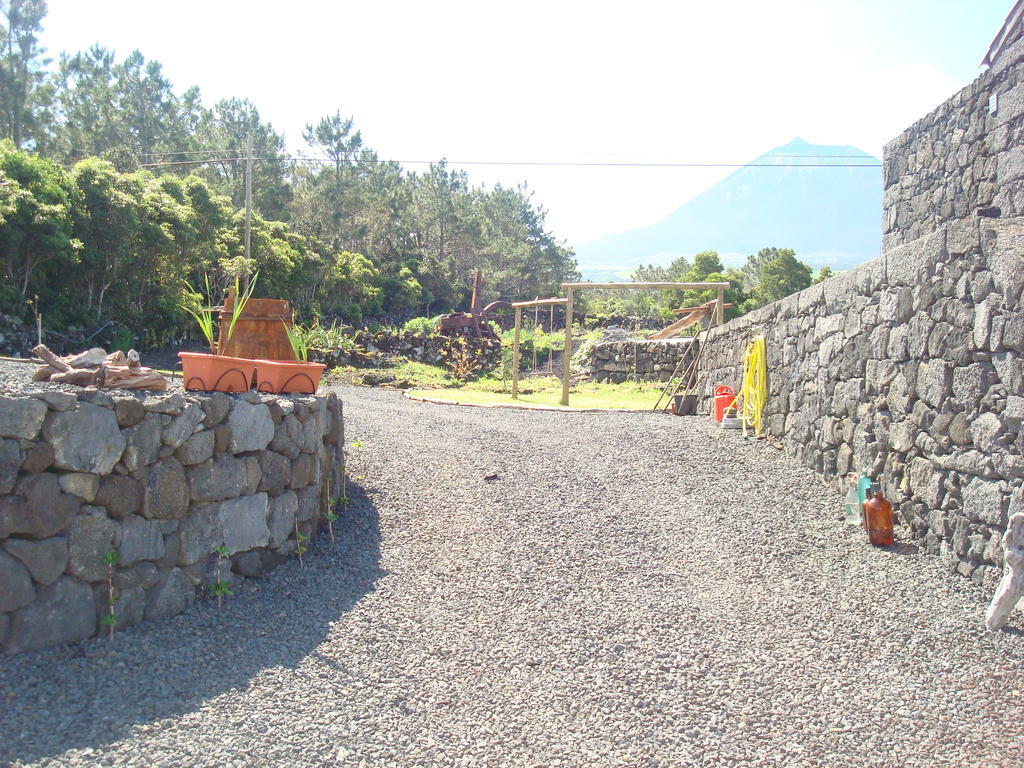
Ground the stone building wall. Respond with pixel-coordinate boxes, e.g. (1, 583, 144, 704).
(697, 216, 1023, 586)
(0, 386, 343, 654)
(587, 339, 695, 383)
(883, 35, 1024, 250)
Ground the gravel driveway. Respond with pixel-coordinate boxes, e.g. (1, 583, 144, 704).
(2, 385, 1023, 767)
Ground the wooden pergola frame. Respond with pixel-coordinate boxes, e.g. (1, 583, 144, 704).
(558, 281, 731, 406)
(511, 297, 568, 399)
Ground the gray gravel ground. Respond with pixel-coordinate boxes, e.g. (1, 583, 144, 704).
(2, 384, 1024, 767)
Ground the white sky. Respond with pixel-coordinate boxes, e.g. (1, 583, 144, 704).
(40, 0, 1012, 248)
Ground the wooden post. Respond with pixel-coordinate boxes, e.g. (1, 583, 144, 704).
(242, 134, 253, 292)
(512, 307, 522, 399)
(716, 284, 725, 325)
(561, 287, 574, 406)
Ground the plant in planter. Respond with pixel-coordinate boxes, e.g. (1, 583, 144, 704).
(251, 320, 326, 394)
(178, 273, 260, 392)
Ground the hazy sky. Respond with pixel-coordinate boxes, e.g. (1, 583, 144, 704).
(40, 0, 1013, 247)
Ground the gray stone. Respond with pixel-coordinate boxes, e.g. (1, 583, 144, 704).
(20, 441, 53, 473)
(268, 491, 297, 547)
(162, 403, 204, 450)
(227, 400, 275, 453)
(67, 507, 120, 582)
(43, 403, 126, 474)
(0, 549, 35, 612)
(30, 391, 77, 411)
(917, 360, 951, 408)
(93, 475, 143, 518)
(118, 515, 165, 564)
(139, 456, 190, 520)
(970, 412, 1005, 453)
(889, 422, 916, 453)
(301, 415, 322, 453)
(5, 576, 95, 653)
(144, 568, 194, 620)
(122, 414, 162, 471)
(58, 472, 99, 502)
(909, 458, 944, 508)
(10, 474, 80, 539)
(952, 363, 991, 412)
(188, 454, 252, 502)
(113, 397, 144, 427)
(176, 503, 221, 566)
(144, 393, 185, 415)
(961, 477, 1006, 527)
(0, 396, 48, 440)
(1005, 395, 1024, 422)
(201, 392, 231, 427)
(3, 536, 67, 586)
(112, 585, 146, 629)
(270, 415, 303, 459)
(257, 451, 290, 493)
(219, 493, 270, 554)
(289, 453, 315, 489)
(175, 429, 215, 466)
(76, 389, 113, 407)
(296, 485, 320, 522)
(231, 550, 264, 579)
(0, 438, 21, 494)
(0, 613, 8, 645)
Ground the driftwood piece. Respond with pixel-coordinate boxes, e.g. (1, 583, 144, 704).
(98, 364, 167, 391)
(986, 513, 1024, 631)
(50, 369, 100, 386)
(32, 365, 58, 381)
(32, 344, 71, 372)
(650, 300, 719, 340)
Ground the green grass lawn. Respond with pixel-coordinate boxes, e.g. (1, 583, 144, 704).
(409, 375, 664, 410)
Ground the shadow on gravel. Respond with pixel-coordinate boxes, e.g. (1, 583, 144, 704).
(0, 484, 384, 766)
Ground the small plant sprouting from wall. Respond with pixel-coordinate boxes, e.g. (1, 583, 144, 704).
(209, 545, 233, 609)
(101, 550, 119, 641)
(326, 496, 338, 543)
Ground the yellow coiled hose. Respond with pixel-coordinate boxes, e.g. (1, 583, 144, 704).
(739, 335, 767, 435)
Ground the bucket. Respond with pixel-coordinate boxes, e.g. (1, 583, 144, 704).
(713, 385, 737, 421)
(218, 291, 294, 361)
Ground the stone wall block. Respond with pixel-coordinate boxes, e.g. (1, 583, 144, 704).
(119, 515, 165, 565)
(140, 456, 190, 520)
(188, 454, 251, 502)
(4, 576, 95, 654)
(268, 491, 297, 547)
(144, 567, 194, 620)
(176, 503, 221, 566)
(10, 474, 80, 539)
(258, 451, 290, 493)
(59, 473, 99, 502)
(227, 401, 274, 453)
(93, 475, 143, 518)
(219, 493, 270, 555)
(113, 397, 144, 428)
(66, 507, 120, 582)
(175, 429, 215, 466)
(3, 536, 67, 586)
(0, 549, 35, 612)
(162, 404, 205, 450)
(0, 439, 22, 494)
(0, 396, 48, 440)
(43, 403, 126, 474)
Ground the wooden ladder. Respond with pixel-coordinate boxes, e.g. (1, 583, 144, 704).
(651, 306, 720, 413)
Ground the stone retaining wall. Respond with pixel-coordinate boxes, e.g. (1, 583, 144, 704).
(883, 35, 1024, 250)
(311, 332, 501, 371)
(0, 386, 343, 654)
(587, 339, 695, 383)
(697, 216, 1023, 586)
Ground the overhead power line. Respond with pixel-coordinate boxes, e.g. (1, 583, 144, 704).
(138, 155, 881, 170)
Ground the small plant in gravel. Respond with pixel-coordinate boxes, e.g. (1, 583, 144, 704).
(351, 438, 363, 449)
(439, 335, 484, 381)
(326, 496, 338, 542)
(101, 550, 119, 641)
(209, 545, 233, 609)
(294, 519, 309, 567)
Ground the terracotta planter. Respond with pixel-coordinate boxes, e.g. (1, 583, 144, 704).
(255, 359, 326, 394)
(179, 352, 257, 393)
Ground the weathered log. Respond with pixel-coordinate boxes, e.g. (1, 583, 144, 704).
(65, 347, 107, 368)
(50, 369, 100, 386)
(986, 513, 1024, 631)
(32, 344, 71, 372)
(32, 365, 58, 382)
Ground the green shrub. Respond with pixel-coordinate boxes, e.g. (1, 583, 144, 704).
(401, 315, 441, 336)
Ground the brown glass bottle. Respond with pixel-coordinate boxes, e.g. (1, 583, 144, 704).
(862, 487, 894, 547)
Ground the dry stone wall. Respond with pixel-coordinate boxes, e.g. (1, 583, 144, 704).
(883, 35, 1024, 250)
(698, 216, 1024, 586)
(587, 339, 695, 383)
(0, 386, 343, 654)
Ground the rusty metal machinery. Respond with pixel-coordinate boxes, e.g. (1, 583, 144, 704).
(435, 270, 512, 339)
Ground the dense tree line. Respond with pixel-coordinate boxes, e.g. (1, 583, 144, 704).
(0, 1, 579, 346)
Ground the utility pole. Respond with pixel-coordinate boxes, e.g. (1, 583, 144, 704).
(242, 133, 253, 291)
